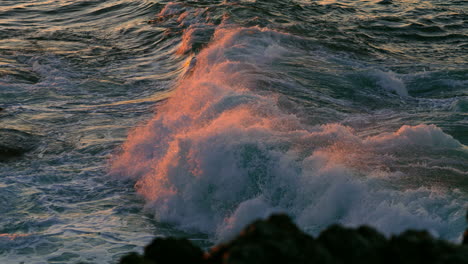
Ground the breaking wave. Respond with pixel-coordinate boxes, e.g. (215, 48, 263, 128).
(111, 23, 466, 241)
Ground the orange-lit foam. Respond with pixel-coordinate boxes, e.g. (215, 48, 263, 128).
(111, 25, 465, 241)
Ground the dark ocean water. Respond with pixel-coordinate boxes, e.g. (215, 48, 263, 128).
(0, 0, 467, 263)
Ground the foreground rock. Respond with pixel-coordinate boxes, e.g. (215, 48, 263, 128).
(0, 128, 39, 161)
(120, 214, 468, 264)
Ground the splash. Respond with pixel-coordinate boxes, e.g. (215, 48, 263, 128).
(111, 26, 466, 241)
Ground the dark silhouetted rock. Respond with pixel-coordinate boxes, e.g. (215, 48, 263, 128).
(463, 230, 468, 245)
(384, 230, 467, 264)
(464, 211, 468, 245)
(120, 238, 204, 264)
(318, 224, 386, 264)
(144, 237, 204, 264)
(119, 252, 144, 264)
(120, 214, 468, 264)
(0, 128, 40, 160)
(208, 214, 332, 264)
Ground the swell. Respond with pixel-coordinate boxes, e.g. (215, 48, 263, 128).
(111, 4, 467, 242)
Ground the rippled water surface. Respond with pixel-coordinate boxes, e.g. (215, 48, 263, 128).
(0, 0, 467, 263)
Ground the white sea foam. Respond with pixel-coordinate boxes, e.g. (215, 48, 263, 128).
(372, 70, 409, 96)
(111, 26, 466, 242)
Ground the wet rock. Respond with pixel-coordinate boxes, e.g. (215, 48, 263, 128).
(464, 210, 468, 245)
(463, 229, 468, 245)
(385, 230, 467, 264)
(119, 252, 144, 264)
(317, 224, 386, 264)
(120, 238, 204, 264)
(120, 214, 468, 264)
(0, 128, 39, 160)
(208, 214, 332, 264)
(144, 238, 204, 264)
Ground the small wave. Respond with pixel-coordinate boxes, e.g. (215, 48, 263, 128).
(371, 70, 408, 96)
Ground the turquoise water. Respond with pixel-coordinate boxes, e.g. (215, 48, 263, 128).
(0, 0, 467, 263)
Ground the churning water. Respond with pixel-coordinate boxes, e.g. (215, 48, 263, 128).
(0, 0, 467, 263)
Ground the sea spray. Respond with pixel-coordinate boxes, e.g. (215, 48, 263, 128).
(111, 26, 466, 241)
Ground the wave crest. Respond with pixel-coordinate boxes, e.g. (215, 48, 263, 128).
(111, 26, 465, 241)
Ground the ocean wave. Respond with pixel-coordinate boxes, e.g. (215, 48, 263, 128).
(111, 24, 466, 241)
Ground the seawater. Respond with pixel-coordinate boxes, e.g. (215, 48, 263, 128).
(0, 0, 467, 263)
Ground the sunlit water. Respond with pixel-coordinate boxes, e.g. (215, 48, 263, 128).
(0, 0, 467, 263)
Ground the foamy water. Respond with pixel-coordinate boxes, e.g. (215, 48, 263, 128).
(111, 25, 467, 242)
(0, 0, 467, 263)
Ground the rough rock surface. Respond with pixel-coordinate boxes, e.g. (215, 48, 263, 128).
(0, 128, 39, 160)
(120, 238, 204, 264)
(120, 214, 468, 264)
